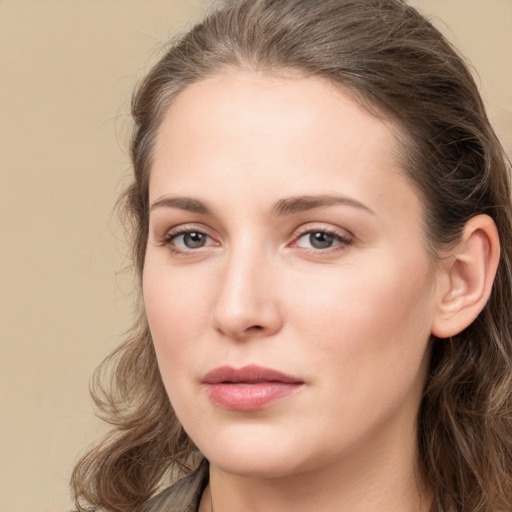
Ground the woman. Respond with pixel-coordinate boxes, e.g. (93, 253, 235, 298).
(71, 0, 512, 511)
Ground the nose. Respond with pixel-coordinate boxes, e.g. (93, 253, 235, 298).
(211, 248, 283, 340)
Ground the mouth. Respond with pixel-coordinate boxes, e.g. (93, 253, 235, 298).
(202, 364, 304, 411)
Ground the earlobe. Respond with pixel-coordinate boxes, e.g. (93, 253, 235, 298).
(431, 215, 500, 339)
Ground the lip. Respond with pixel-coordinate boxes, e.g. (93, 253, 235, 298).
(202, 364, 304, 411)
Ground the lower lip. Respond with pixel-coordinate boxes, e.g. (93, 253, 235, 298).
(205, 382, 302, 411)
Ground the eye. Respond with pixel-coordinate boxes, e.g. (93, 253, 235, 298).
(161, 228, 218, 253)
(174, 231, 209, 249)
(293, 229, 352, 251)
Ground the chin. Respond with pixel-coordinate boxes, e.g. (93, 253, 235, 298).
(207, 451, 304, 479)
(193, 425, 311, 478)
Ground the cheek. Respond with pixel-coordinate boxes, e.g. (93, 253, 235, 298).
(292, 252, 433, 335)
(143, 272, 202, 422)
(144, 250, 213, 329)
(143, 263, 201, 369)
(292, 253, 435, 394)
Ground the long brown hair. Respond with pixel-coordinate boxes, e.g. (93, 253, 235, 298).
(71, 1, 512, 511)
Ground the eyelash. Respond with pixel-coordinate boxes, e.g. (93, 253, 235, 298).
(160, 226, 353, 256)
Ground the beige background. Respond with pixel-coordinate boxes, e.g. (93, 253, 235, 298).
(0, 1, 511, 511)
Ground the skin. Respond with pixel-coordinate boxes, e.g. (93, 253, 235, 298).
(143, 71, 445, 512)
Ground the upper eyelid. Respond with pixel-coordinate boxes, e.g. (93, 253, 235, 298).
(161, 230, 211, 244)
(159, 223, 213, 241)
(157, 222, 354, 245)
(291, 223, 354, 240)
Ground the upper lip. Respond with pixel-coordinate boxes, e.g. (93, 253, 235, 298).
(202, 364, 303, 384)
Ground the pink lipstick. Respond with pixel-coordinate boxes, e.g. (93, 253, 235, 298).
(202, 364, 303, 411)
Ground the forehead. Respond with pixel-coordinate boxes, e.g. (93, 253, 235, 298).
(150, 71, 422, 225)
(153, 71, 399, 165)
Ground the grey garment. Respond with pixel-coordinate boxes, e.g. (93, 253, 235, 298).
(138, 459, 209, 512)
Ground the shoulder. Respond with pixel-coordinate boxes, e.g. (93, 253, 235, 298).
(138, 459, 209, 512)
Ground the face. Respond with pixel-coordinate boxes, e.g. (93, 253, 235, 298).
(143, 71, 440, 479)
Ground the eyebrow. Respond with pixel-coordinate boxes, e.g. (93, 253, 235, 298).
(272, 195, 374, 216)
(150, 196, 212, 214)
(149, 194, 374, 216)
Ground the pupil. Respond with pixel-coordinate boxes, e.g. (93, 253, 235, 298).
(310, 232, 333, 249)
(184, 232, 206, 248)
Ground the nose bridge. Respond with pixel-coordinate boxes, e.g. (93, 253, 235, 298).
(211, 235, 281, 339)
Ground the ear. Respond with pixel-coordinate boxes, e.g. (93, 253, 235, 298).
(431, 214, 500, 339)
